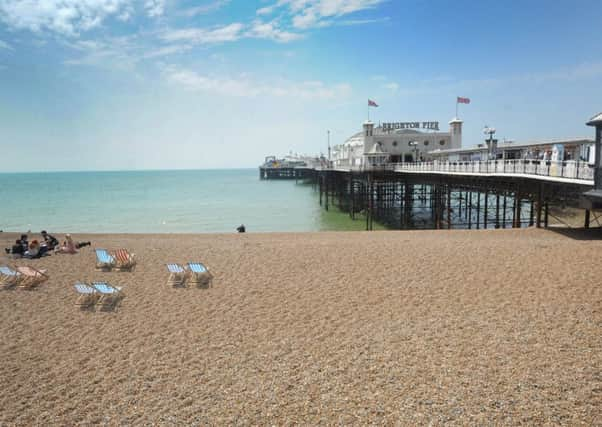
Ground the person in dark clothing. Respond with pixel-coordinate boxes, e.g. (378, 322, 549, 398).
(41, 230, 59, 250)
(76, 241, 91, 249)
(19, 234, 29, 253)
(236, 224, 246, 233)
(10, 240, 25, 257)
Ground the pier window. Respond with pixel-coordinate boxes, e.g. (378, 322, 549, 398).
(392, 141, 398, 147)
(439, 140, 445, 146)
(424, 140, 429, 146)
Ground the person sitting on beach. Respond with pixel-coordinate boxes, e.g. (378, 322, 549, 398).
(9, 239, 25, 258)
(19, 234, 29, 253)
(236, 224, 246, 233)
(54, 234, 91, 253)
(55, 234, 77, 254)
(41, 230, 59, 250)
(25, 240, 41, 258)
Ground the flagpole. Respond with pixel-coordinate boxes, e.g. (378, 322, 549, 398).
(456, 99, 458, 118)
(367, 101, 370, 121)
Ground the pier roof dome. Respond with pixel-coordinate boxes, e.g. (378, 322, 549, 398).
(587, 112, 602, 126)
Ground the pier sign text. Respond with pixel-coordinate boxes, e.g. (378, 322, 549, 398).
(382, 121, 440, 132)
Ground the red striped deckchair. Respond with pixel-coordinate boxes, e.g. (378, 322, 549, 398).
(114, 249, 136, 271)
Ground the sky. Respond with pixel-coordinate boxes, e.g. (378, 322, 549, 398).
(0, 0, 601, 172)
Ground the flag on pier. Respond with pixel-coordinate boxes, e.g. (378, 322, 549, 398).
(368, 99, 379, 107)
(457, 96, 470, 104)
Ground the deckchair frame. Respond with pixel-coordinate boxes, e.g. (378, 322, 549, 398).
(113, 248, 136, 271)
(15, 266, 48, 289)
(92, 282, 123, 307)
(187, 262, 213, 287)
(167, 263, 187, 287)
(95, 249, 116, 271)
(0, 266, 22, 289)
(74, 282, 99, 307)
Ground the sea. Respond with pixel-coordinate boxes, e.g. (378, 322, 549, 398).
(0, 169, 374, 234)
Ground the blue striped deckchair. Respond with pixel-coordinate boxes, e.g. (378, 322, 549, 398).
(0, 266, 21, 289)
(92, 282, 123, 307)
(95, 249, 115, 271)
(166, 263, 186, 287)
(74, 282, 99, 307)
(187, 262, 213, 287)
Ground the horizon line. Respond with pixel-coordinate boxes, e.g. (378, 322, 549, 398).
(0, 167, 260, 174)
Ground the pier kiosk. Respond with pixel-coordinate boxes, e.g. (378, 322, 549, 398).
(581, 112, 602, 227)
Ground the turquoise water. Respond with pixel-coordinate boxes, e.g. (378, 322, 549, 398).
(0, 169, 367, 233)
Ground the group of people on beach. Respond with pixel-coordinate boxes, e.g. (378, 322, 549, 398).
(4, 231, 91, 259)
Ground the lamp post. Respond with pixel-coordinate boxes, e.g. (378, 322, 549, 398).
(409, 141, 419, 162)
(327, 130, 331, 163)
(483, 126, 497, 160)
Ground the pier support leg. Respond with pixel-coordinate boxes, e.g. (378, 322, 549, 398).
(350, 178, 354, 219)
(484, 191, 488, 229)
(324, 174, 329, 211)
(512, 191, 520, 228)
(536, 185, 543, 228)
(544, 202, 549, 228)
(502, 194, 507, 228)
(495, 194, 500, 229)
(404, 183, 412, 229)
(529, 200, 534, 227)
(468, 191, 472, 229)
(585, 209, 591, 229)
(447, 186, 452, 229)
(476, 191, 481, 229)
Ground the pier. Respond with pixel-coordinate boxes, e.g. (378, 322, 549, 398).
(260, 113, 602, 230)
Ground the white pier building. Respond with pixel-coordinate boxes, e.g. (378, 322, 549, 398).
(331, 118, 463, 168)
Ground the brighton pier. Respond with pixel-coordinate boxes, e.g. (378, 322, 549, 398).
(259, 113, 602, 230)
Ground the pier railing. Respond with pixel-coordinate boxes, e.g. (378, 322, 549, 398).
(389, 159, 595, 182)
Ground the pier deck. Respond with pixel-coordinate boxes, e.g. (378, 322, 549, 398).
(261, 159, 599, 230)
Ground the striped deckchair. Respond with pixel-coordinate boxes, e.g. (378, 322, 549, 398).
(15, 266, 48, 289)
(74, 282, 99, 307)
(187, 262, 213, 287)
(113, 249, 136, 271)
(92, 282, 123, 307)
(95, 249, 115, 271)
(166, 263, 186, 287)
(0, 266, 21, 289)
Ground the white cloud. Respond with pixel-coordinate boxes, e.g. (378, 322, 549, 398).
(144, 0, 165, 17)
(63, 36, 139, 69)
(258, 0, 387, 29)
(161, 23, 245, 44)
(161, 21, 302, 45)
(247, 20, 302, 42)
(182, 0, 230, 17)
(0, 39, 14, 50)
(142, 44, 191, 59)
(164, 66, 352, 100)
(0, 0, 133, 35)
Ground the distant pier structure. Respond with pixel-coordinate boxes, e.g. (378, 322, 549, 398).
(260, 113, 601, 230)
(259, 155, 320, 180)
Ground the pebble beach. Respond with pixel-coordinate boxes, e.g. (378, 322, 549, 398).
(1, 228, 601, 425)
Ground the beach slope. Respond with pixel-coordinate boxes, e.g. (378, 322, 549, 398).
(0, 229, 601, 424)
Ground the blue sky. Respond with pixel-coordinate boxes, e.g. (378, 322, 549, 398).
(1, 0, 601, 172)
